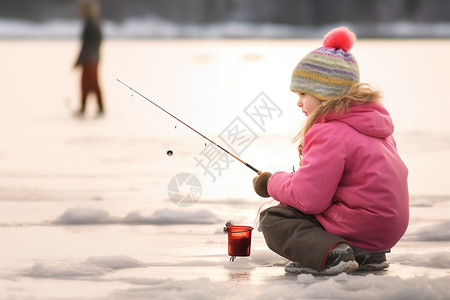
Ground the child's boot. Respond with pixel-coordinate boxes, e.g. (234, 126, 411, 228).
(285, 243, 359, 275)
(356, 252, 389, 271)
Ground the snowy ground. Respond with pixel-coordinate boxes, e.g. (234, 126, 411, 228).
(0, 40, 449, 299)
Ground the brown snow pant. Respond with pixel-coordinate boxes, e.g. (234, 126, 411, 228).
(80, 63, 103, 113)
(259, 205, 348, 271)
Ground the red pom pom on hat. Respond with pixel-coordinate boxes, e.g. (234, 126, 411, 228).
(322, 27, 356, 52)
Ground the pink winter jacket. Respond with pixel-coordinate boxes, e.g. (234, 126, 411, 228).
(267, 102, 409, 251)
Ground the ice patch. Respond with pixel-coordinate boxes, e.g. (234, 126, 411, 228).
(52, 207, 221, 225)
(297, 272, 350, 284)
(24, 256, 145, 278)
(124, 208, 221, 225)
(411, 221, 450, 241)
(108, 275, 450, 300)
(409, 197, 435, 207)
(199, 198, 260, 207)
(296, 274, 449, 300)
(83, 256, 145, 269)
(390, 252, 450, 269)
(148, 260, 224, 267)
(409, 195, 450, 207)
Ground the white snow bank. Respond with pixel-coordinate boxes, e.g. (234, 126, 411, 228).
(409, 195, 450, 207)
(293, 274, 449, 300)
(297, 273, 316, 283)
(224, 257, 256, 270)
(108, 274, 450, 300)
(2, 18, 450, 39)
(297, 272, 349, 284)
(390, 252, 450, 269)
(246, 249, 289, 267)
(24, 256, 145, 278)
(410, 221, 450, 241)
(124, 208, 221, 225)
(53, 207, 221, 225)
(53, 207, 111, 225)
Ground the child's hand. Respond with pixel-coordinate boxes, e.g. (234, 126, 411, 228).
(252, 172, 272, 198)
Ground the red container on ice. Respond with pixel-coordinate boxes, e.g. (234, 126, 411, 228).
(226, 225, 254, 257)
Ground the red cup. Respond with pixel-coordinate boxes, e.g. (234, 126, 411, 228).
(226, 225, 253, 257)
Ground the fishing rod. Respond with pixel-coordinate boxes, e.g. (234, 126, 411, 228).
(117, 79, 262, 175)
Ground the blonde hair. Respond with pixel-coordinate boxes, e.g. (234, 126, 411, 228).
(293, 83, 382, 164)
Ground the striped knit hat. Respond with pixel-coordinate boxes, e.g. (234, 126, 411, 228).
(290, 27, 360, 101)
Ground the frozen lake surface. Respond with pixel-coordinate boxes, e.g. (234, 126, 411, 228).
(0, 39, 449, 299)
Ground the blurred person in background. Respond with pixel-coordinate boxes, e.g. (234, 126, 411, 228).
(74, 0, 104, 117)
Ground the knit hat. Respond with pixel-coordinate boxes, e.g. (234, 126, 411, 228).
(290, 27, 360, 101)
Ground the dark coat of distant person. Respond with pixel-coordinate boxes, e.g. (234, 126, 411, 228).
(75, 16, 102, 66)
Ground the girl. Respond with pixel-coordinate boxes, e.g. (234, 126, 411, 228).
(253, 27, 409, 275)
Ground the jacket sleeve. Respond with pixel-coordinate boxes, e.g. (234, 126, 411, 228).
(267, 123, 347, 214)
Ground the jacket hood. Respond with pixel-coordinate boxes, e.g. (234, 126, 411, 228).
(322, 102, 394, 138)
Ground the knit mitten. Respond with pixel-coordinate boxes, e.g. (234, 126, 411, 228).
(252, 172, 272, 198)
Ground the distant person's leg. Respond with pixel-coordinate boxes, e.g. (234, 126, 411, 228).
(80, 63, 103, 115)
(90, 63, 104, 114)
(79, 64, 90, 114)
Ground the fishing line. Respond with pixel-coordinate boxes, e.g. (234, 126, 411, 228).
(117, 79, 262, 175)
